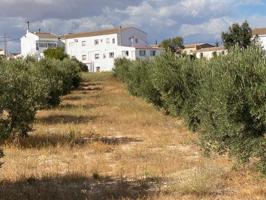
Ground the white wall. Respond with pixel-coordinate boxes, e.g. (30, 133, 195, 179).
(65, 28, 161, 72)
(21, 32, 39, 57)
(258, 35, 266, 50)
(21, 31, 62, 59)
(196, 49, 226, 60)
(0, 49, 5, 56)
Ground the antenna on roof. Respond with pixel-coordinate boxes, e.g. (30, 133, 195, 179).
(27, 21, 30, 32)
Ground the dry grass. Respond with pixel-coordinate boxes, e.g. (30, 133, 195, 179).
(0, 72, 265, 200)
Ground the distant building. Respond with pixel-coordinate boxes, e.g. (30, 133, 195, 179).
(252, 28, 266, 50)
(21, 30, 64, 59)
(182, 43, 214, 55)
(182, 43, 227, 59)
(63, 27, 163, 72)
(195, 46, 227, 60)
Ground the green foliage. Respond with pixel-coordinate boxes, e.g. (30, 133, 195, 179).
(0, 58, 81, 141)
(160, 36, 184, 52)
(43, 47, 68, 60)
(222, 21, 252, 49)
(114, 46, 266, 174)
(71, 58, 88, 72)
(0, 59, 49, 138)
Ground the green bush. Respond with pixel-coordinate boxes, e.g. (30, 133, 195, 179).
(198, 46, 266, 174)
(0, 59, 49, 138)
(114, 46, 266, 174)
(43, 47, 68, 60)
(0, 57, 81, 140)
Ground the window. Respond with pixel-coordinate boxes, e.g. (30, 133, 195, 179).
(74, 39, 78, 42)
(103, 53, 106, 59)
(96, 67, 101, 72)
(150, 50, 156, 56)
(109, 52, 114, 58)
(139, 50, 146, 56)
(135, 38, 138, 43)
(82, 55, 87, 60)
(200, 53, 203, 58)
(212, 51, 217, 57)
(221, 51, 225, 55)
(38, 43, 47, 48)
(82, 41, 86, 46)
(94, 39, 99, 45)
(106, 38, 110, 44)
(122, 51, 129, 57)
(48, 43, 57, 48)
(112, 38, 116, 44)
(95, 53, 100, 59)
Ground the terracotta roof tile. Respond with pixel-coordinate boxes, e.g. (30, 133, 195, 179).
(252, 28, 266, 36)
(64, 27, 145, 39)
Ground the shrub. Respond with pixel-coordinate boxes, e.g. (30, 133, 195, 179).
(43, 47, 68, 60)
(198, 46, 266, 173)
(0, 57, 82, 140)
(114, 46, 266, 174)
(0, 59, 49, 138)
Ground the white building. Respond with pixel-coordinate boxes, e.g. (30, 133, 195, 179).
(182, 43, 214, 56)
(0, 48, 5, 56)
(64, 27, 163, 72)
(195, 46, 227, 60)
(21, 30, 63, 59)
(253, 28, 266, 50)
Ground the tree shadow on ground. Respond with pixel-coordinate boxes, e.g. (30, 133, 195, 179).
(58, 103, 103, 111)
(63, 96, 83, 101)
(36, 114, 98, 125)
(77, 82, 103, 92)
(5, 133, 143, 149)
(0, 174, 162, 200)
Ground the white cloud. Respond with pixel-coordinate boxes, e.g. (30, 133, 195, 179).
(0, 0, 265, 51)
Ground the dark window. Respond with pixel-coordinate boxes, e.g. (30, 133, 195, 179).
(139, 50, 146, 56)
(150, 50, 156, 56)
(109, 52, 114, 58)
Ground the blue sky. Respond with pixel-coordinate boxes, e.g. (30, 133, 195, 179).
(0, 0, 266, 52)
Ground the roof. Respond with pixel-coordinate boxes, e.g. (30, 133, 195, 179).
(184, 43, 214, 49)
(252, 28, 266, 36)
(33, 32, 59, 39)
(197, 46, 225, 53)
(64, 27, 146, 39)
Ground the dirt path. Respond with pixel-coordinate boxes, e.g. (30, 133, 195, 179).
(0, 73, 265, 200)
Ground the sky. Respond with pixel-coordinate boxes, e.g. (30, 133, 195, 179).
(0, 0, 266, 52)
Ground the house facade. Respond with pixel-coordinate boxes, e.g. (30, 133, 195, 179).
(195, 46, 227, 60)
(21, 31, 63, 59)
(64, 27, 163, 72)
(253, 28, 266, 50)
(182, 43, 214, 55)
